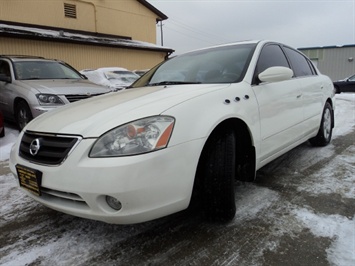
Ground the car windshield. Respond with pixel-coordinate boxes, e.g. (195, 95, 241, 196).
(132, 43, 256, 88)
(14, 61, 82, 80)
(105, 71, 139, 83)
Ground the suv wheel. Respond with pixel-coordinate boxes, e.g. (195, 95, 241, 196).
(15, 100, 33, 130)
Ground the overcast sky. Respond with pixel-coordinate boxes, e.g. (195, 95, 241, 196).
(147, 0, 355, 55)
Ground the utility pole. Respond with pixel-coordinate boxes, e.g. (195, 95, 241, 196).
(159, 20, 164, 46)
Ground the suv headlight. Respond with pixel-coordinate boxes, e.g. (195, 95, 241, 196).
(36, 94, 64, 105)
(90, 116, 175, 157)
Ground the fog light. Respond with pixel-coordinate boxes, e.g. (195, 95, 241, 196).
(105, 196, 122, 211)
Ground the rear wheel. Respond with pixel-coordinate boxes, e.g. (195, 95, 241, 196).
(201, 128, 236, 222)
(0, 127, 4, 138)
(309, 102, 333, 146)
(15, 100, 33, 131)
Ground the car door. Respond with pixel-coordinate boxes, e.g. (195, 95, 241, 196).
(0, 60, 13, 117)
(282, 46, 324, 134)
(251, 44, 303, 162)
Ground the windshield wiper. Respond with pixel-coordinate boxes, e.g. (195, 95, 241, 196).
(24, 77, 42, 80)
(148, 81, 201, 86)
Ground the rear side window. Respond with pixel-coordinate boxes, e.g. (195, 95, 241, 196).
(254, 44, 290, 84)
(283, 47, 315, 77)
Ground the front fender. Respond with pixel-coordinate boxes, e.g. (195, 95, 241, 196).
(163, 82, 260, 150)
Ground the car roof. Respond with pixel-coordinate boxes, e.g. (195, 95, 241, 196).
(81, 67, 134, 74)
(0, 55, 60, 63)
(96, 67, 129, 72)
(187, 40, 262, 53)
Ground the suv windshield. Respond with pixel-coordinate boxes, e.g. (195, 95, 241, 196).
(132, 43, 256, 88)
(14, 61, 82, 80)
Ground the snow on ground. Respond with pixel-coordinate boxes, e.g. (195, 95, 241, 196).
(0, 94, 354, 265)
(292, 93, 355, 265)
(294, 209, 355, 266)
(0, 126, 18, 161)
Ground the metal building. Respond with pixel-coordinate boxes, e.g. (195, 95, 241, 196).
(0, 0, 173, 71)
(299, 44, 355, 81)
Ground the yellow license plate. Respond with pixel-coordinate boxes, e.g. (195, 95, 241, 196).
(16, 164, 43, 196)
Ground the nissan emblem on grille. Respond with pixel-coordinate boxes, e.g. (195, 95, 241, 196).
(29, 139, 41, 156)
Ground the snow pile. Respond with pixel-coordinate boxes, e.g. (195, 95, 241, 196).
(294, 209, 355, 266)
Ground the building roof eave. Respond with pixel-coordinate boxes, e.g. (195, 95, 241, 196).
(299, 44, 355, 50)
(0, 22, 174, 54)
(136, 0, 168, 21)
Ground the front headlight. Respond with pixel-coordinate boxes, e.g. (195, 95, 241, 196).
(90, 116, 175, 157)
(36, 94, 64, 105)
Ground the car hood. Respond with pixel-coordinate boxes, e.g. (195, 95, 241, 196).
(26, 83, 230, 137)
(21, 79, 111, 94)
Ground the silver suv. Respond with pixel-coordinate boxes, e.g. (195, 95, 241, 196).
(0, 55, 111, 129)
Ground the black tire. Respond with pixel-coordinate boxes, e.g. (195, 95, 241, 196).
(201, 128, 236, 222)
(309, 102, 333, 147)
(15, 101, 33, 131)
(0, 127, 4, 138)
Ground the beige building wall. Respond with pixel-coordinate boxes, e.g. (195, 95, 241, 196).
(0, 0, 158, 43)
(0, 37, 166, 71)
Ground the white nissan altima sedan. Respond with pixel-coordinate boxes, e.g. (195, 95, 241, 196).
(10, 40, 335, 224)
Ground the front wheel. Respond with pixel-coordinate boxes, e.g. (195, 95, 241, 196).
(15, 101, 33, 131)
(309, 102, 333, 146)
(201, 128, 236, 222)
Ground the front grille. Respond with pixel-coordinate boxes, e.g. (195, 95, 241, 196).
(41, 187, 89, 210)
(19, 132, 81, 165)
(65, 93, 105, 103)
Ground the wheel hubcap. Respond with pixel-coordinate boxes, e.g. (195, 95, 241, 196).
(323, 109, 331, 140)
(18, 109, 28, 129)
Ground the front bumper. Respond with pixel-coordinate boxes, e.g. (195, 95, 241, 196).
(10, 135, 204, 224)
(31, 105, 59, 118)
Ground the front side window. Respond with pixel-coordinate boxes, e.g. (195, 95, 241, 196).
(132, 43, 257, 87)
(0, 61, 11, 77)
(283, 47, 314, 77)
(14, 61, 82, 80)
(254, 44, 290, 83)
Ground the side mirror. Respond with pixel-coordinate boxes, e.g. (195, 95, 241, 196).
(0, 74, 11, 83)
(258, 66, 293, 83)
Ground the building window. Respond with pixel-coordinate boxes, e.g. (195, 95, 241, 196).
(64, 3, 77, 19)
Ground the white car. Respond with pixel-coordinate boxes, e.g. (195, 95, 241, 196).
(10, 40, 335, 224)
(80, 67, 140, 91)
